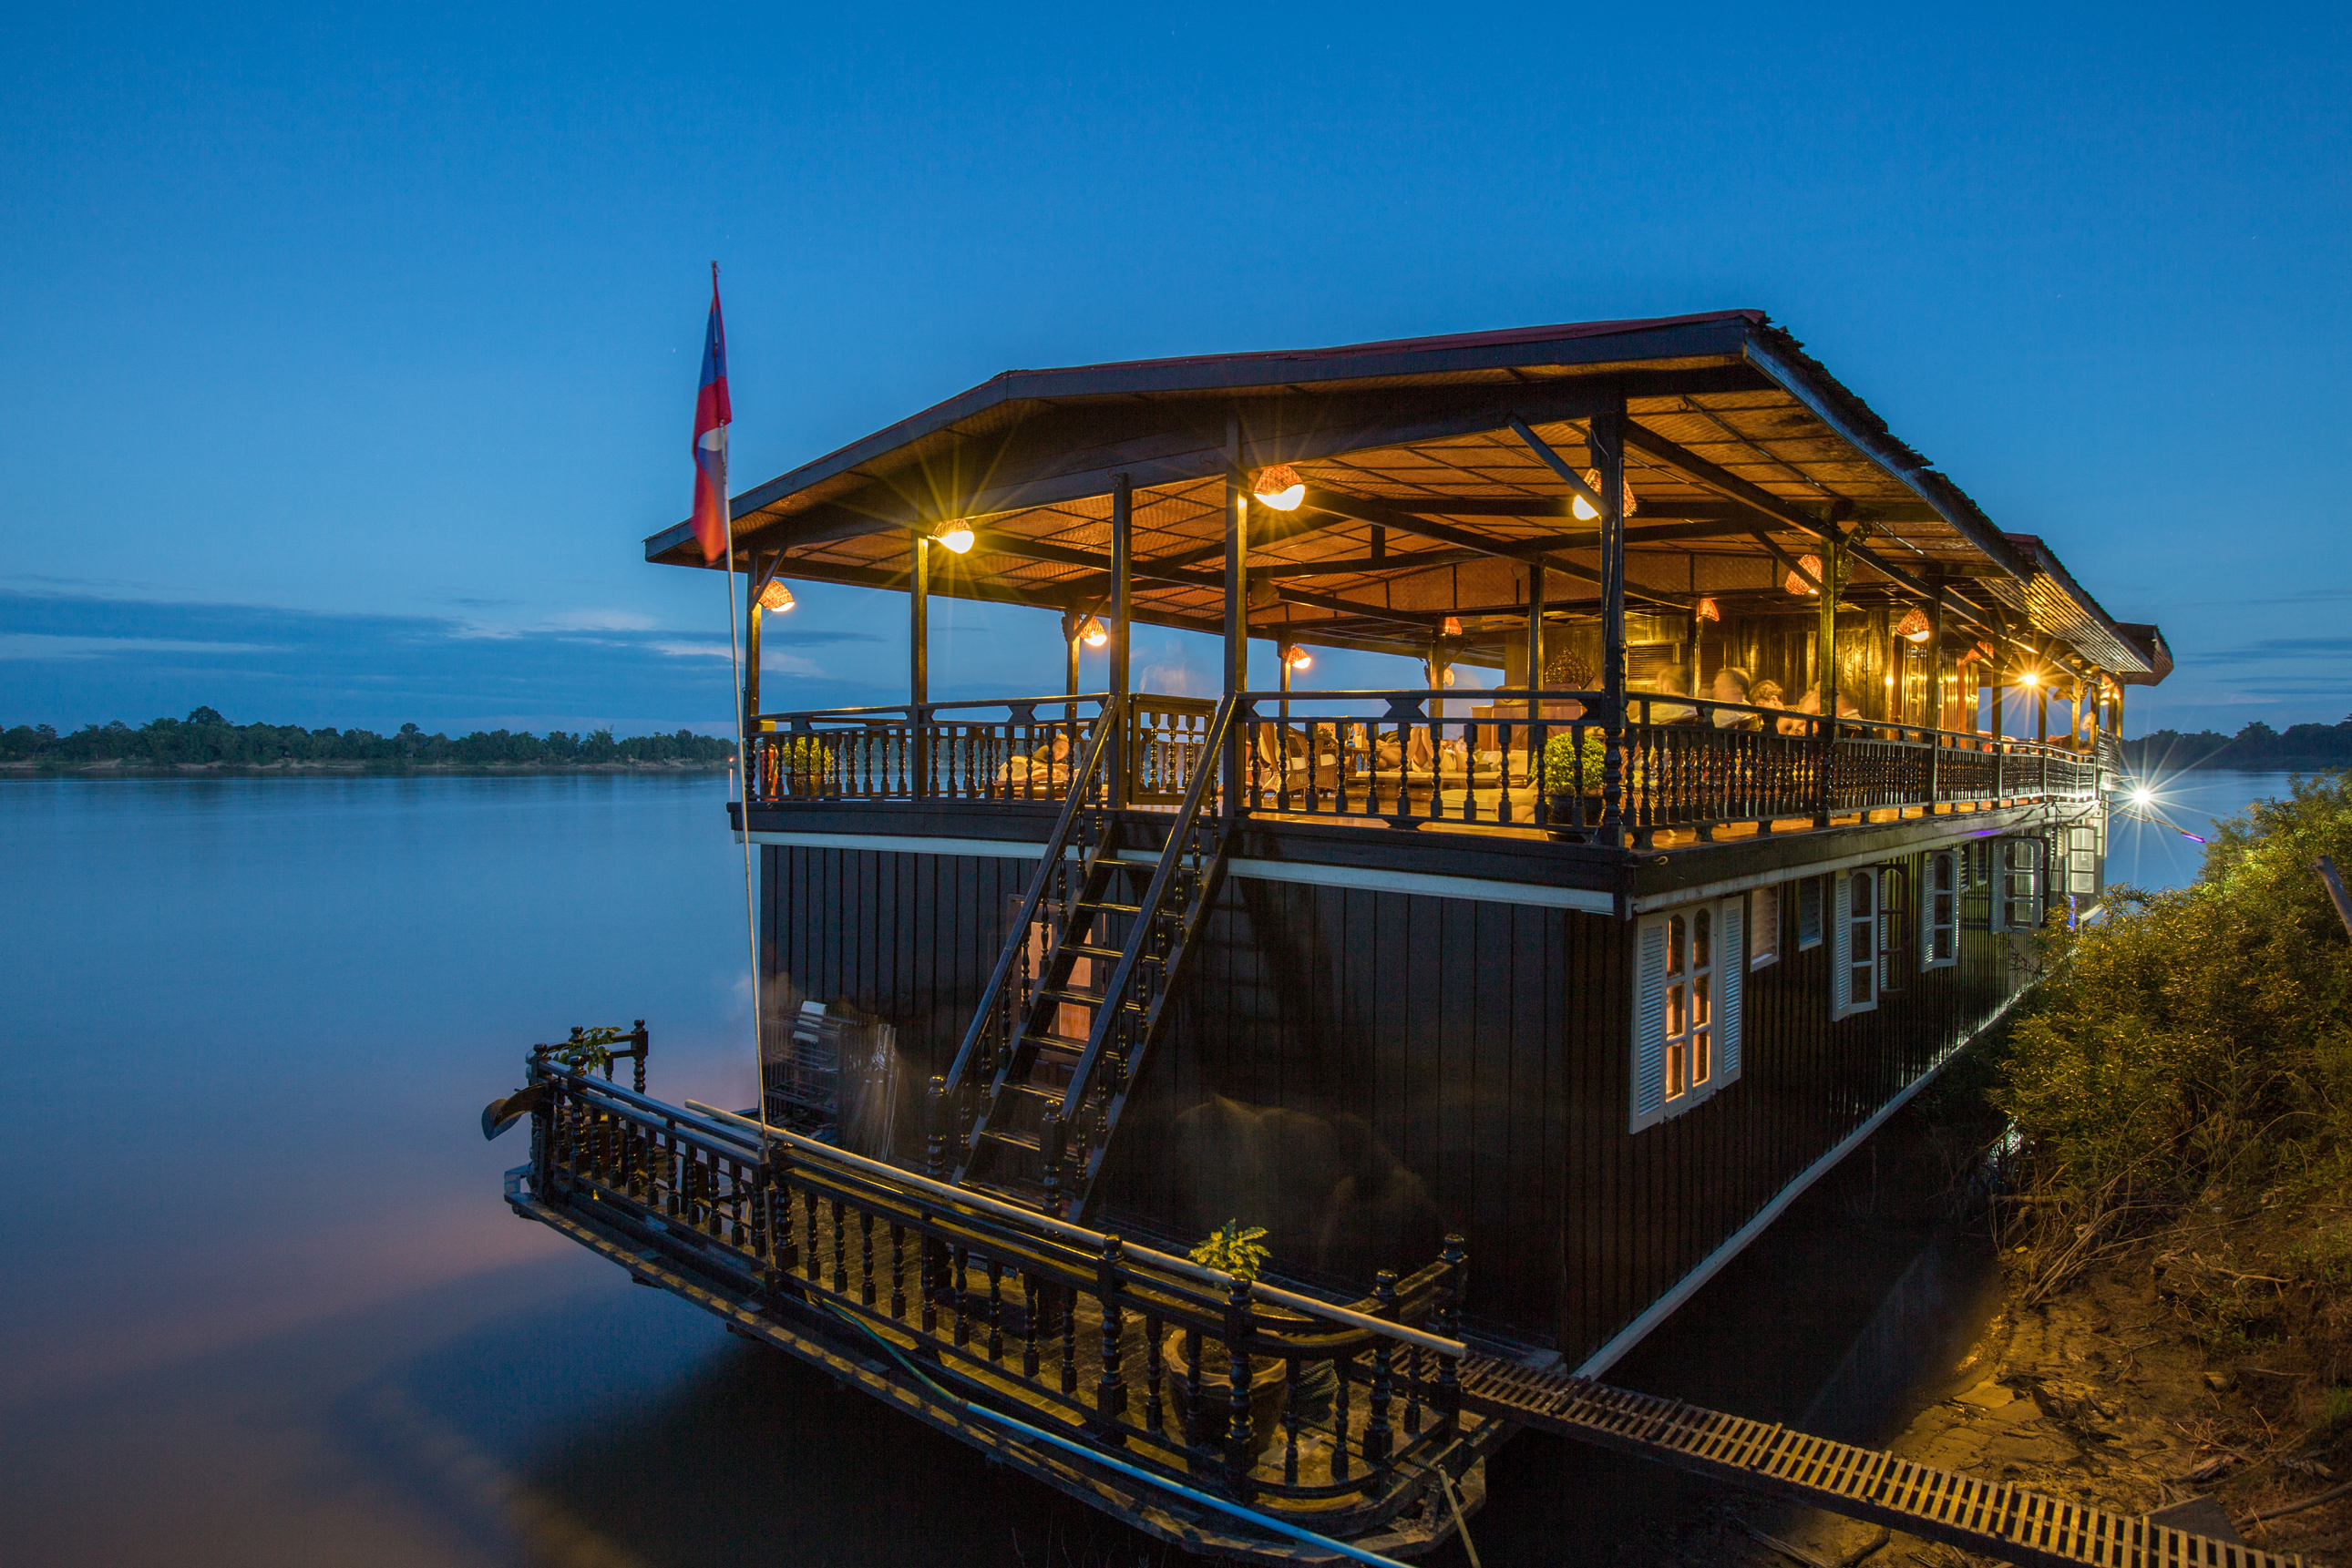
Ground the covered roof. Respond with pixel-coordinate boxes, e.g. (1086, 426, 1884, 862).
(647, 312, 2164, 678)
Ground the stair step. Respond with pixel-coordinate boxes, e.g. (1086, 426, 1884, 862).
(1024, 1030, 1092, 1056)
(1039, 988, 1141, 1010)
(1063, 941, 1124, 961)
(980, 1128, 1042, 1153)
(1010, 1082, 1067, 1104)
(1073, 899, 1142, 916)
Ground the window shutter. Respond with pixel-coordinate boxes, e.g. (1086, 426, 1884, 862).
(1918, 855, 1936, 968)
(1830, 869, 1852, 1015)
(1630, 915, 1669, 1132)
(1717, 896, 1744, 1085)
(1797, 876, 1823, 949)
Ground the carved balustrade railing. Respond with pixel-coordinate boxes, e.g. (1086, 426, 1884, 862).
(743, 688, 2099, 846)
(522, 1063, 1475, 1523)
(1230, 689, 2100, 846)
(746, 695, 1109, 805)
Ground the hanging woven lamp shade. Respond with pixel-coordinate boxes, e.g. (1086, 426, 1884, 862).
(1250, 465, 1305, 510)
(1895, 607, 1932, 642)
(758, 579, 796, 612)
(1786, 554, 1823, 597)
(1570, 469, 1639, 522)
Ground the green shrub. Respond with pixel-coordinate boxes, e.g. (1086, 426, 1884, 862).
(1996, 773, 2352, 1212)
(1542, 731, 1609, 795)
(1189, 1219, 1271, 1281)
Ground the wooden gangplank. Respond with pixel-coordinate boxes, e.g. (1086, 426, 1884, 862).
(1458, 1358, 2298, 1568)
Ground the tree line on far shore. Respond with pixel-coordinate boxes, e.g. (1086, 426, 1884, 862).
(2120, 716, 2352, 773)
(1, 707, 735, 768)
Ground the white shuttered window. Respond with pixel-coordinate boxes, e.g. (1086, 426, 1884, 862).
(1631, 897, 1746, 1132)
(1922, 850, 1958, 969)
(1831, 867, 1879, 1020)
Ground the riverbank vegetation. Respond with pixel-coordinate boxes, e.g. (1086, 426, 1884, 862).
(1, 707, 735, 771)
(2122, 716, 2352, 773)
(1986, 772, 2352, 1553)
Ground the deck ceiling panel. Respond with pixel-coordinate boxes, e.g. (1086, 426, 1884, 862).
(657, 313, 2158, 676)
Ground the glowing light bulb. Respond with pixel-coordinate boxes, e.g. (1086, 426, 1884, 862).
(2131, 787, 2153, 807)
(2019, 670, 2039, 687)
(1572, 495, 1599, 522)
(1251, 466, 1305, 510)
(934, 521, 975, 555)
(1078, 616, 1108, 648)
(1284, 645, 1312, 670)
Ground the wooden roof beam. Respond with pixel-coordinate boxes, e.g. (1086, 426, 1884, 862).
(1295, 486, 1692, 610)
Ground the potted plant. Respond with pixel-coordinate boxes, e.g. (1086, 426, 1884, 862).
(776, 734, 829, 797)
(1542, 730, 1608, 823)
(1163, 1221, 1337, 1456)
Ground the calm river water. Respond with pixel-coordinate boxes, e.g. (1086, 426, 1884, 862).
(0, 771, 2301, 1566)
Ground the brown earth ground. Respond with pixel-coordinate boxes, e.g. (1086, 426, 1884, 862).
(1641, 1196, 2352, 1568)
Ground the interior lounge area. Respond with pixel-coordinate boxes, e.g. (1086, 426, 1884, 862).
(657, 312, 2169, 853)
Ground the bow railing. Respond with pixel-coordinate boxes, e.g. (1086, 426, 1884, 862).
(518, 1061, 1476, 1522)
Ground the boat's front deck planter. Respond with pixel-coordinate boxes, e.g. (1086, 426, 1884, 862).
(508, 1065, 1501, 1562)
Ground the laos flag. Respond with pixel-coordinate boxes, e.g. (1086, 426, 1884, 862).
(690, 272, 732, 563)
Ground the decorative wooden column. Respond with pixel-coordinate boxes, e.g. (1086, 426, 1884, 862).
(743, 550, 765, 738)
(909, 532, 930, 791)
(1926, 584, 1946, 806)
(1525, 559, 1546, 736)
(1589, 400, 1628, 848)
(1813, 528, 1844, 827)
(1109, 473, 1132, 807)
(1221, 418, 1248, 818)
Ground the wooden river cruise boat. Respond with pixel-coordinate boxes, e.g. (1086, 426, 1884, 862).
(488, 312, 2250, 1566)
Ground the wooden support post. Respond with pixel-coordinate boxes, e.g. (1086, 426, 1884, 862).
(1813, 528, 1844, 827)
(1063, 607, 1081, 700)
(744, 551, 765, 738)
(1590, 400, 1628, 848)
(1110, 473, 1132, 808)
(1222, 419, 1248, 819)
(1927, 586, 1946, 805)
(909, 533, 930, 792)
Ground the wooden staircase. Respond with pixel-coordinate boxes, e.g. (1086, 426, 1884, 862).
(942, 696, 1235, 1218)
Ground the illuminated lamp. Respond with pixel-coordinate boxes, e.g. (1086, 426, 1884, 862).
(1570, 468, 1640, 522)
(1695, 597, 1720, 622)
(1443, 667, 1457, 688)
(933, 520, 975, 554)
(2019, 670, 2039, 687)
(758, 579, 796, 613)
(1251, 466, 1306, 510)
(1785, 554, 1823, 597)
(1441, 616, 1462, 637)
(1078, 616, 1108, 648)
(1284, 645, 1312, 671)
(1895, 607, 1932, 642)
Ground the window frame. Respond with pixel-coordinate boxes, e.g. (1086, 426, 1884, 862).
(1796, 876, 1824, 951)
(1749, 884, 1782, 969)
(1630, 896, 1747, 1132)
(1921, 848, 1959, 970)
(1831, 866, 1880, 1020)
(1992, 835, 2047, 933)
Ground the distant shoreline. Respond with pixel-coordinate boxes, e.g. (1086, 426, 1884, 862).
(0, 758, 733, 778)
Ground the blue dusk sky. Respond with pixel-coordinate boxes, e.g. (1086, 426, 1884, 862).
(3, 4, 2347, 738)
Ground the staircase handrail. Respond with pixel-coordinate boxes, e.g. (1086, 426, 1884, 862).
(1057, 694, 1237, 1125)
(940, 693, 1125, 1099)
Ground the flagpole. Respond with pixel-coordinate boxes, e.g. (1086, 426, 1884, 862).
(711, 262, 765, 1143)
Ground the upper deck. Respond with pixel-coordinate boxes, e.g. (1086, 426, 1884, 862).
(667, 310, 2162, 906)
(738, 684, 2110, 911)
